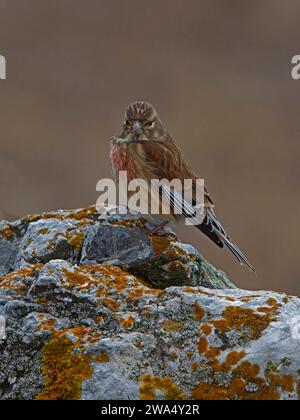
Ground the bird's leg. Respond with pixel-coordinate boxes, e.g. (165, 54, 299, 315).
(147, 221, 176, 238)
(148, 221, 168, 236)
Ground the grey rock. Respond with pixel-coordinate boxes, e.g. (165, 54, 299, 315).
(0, 221, 21, 276)
(81, 223, 153, 266)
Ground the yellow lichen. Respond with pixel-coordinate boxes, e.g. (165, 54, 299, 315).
(42, 206, 97, 223)
(94, 352, 110, 363)
(164, 320, 185, 332)
(36, 333, 93, 400)
(140, 374, 185, 400)
(0, 225, 15, 241)
(134, 341, 144, 350)
(151, 236, 174, 256)
(38, 228, 49, 235)
(64, 230, 84, 252)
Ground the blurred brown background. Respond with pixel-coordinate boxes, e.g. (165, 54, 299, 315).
(0, 0, 299, 294)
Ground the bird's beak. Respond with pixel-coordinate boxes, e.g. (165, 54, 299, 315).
(132, 121, 142, 132)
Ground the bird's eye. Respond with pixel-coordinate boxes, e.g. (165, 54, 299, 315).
(145, 121, 155, 129)
(124, 119, 130, 126)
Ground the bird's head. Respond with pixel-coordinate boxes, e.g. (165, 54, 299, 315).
(114, 101, 167, 144)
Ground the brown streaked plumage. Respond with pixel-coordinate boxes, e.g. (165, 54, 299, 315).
(110, 100, 254, 271)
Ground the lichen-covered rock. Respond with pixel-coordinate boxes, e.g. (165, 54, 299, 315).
(0, 207, 299, 400)
(0, 206, 233, 289)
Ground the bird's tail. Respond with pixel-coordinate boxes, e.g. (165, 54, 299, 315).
(197, 210, 255, 272)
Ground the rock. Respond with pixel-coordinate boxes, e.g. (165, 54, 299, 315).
(0, 219, 28, 276)
(0, 206, 299, 400)
(81, 223, 153, 266)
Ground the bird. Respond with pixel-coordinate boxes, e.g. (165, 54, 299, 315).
(110, 100, 254, 271)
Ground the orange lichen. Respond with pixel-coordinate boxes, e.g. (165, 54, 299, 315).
(192, 383, 228, 400)
(150, 237, 191, 261)
(103, 298, 121, 311)
(125, 287, 162, 303)
(201, 325, 212, 335)
(37, 296, 48, 305)
(257, 307, 273, 314)
(192, 362, 199, 372)
(235, 361, 260, 379)
(225, 351, 246, 366)
(211, 319, 228, 331)
(95, 315, 104, 324)
(35, 319, 57, 332)
(61, 268, 91, 288)
(212, 302, 281, 340)
(66, 326, 101, 346)
(139, 374, 185, 400)
(266, 298, 278, 307)
(197, 335, 222, 360)
(198, 337, 208, 354)
(206, 347, 221, 358)
(117, 315, 136, 329)
(194, 302, 205, 321)
(183, 286, 197, 294)
(0, 264, 43, 290)
(192, 356, 298, 400)
(61, 264, 162, 313)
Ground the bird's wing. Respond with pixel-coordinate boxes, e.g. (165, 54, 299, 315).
(142, 138, 254, 271)
(142, 137, 214, 210)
